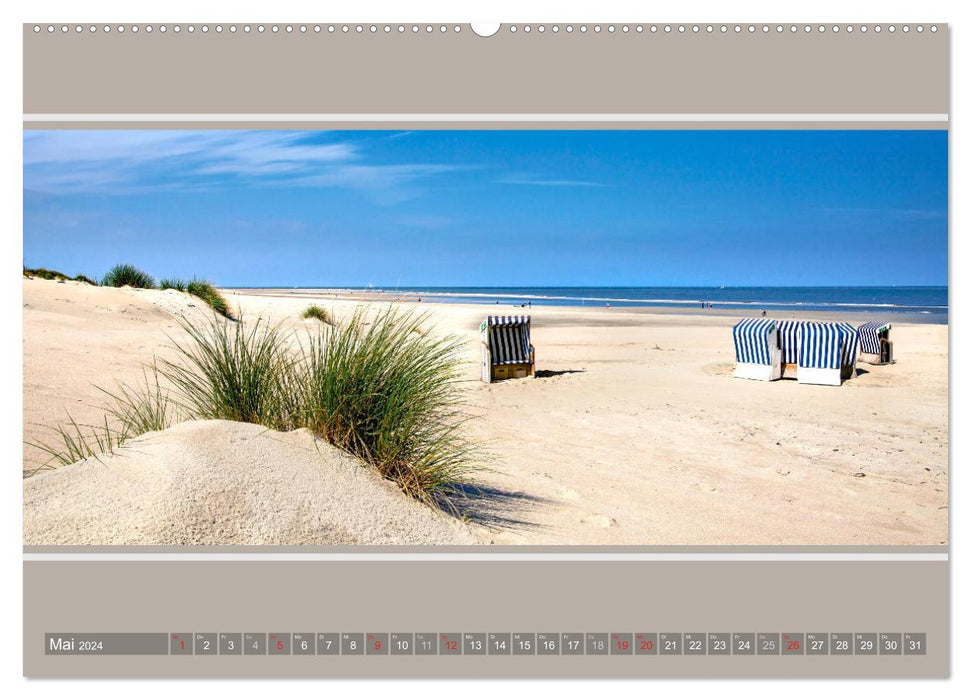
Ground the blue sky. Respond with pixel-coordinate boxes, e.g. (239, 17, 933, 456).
(23, 130, 947, 287)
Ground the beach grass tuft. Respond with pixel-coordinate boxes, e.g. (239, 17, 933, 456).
(101, 264, 156, 289)
(26, 368, 177, 474)
(24, 267, 98, 285)
(158, 315, 303, 431)
(23, 266, 70, 281)
(186, 279, 234, 319)
(160, 278, 188, 292)
(99, 367, 177, 438)
(302, 304, 333, 324)
(27, 415, 122, 473)
(300, 307, 475, 508)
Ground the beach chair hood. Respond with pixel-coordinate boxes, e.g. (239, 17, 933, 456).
(732, 318, 778, 365)
(857, 321, 892, 356)
(486, 315, 532, 365)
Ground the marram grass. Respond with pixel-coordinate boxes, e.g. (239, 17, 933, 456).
(28, 307, 477, 511)
(161, 278, 234, 319)
(101, 263, 156, 289)
(302, 304, 333, 324)
(158, 315, 302, 430)
(186, 280, 234, 319)
(301, 307, 475, 508)
(26, 368, 176, 476)
(160, 278, 188, 292)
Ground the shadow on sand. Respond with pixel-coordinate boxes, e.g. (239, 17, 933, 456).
(534, 369, 585, 379)
(445, 482, 550, 532)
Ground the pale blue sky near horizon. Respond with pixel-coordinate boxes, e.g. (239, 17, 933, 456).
(23, 129, 948, 288)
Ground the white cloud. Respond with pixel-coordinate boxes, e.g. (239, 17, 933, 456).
(497, 172, 607, 187)
(22, 131, 458, 202)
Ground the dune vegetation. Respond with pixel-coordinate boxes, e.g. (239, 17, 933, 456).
(28, 307, 477, 511)
(101, 263, 156, 289)
(29, 263, 234, 319)
(23, 267, 97, 285)
(159, 278, 188, 292)
(185, 280, 234, 319)
(302, 304, 333, 324)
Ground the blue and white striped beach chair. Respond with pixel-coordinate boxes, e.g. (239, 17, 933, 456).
(796, 321, 858, 386)
(480, 316, 535, 383)
(836, 321, 860, 372)
(777, 320, 801, 378)
(857, 321, 893, 364)
(732, 318, 782, 381)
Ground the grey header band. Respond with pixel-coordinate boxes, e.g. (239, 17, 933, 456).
(23, 24, 948, 116)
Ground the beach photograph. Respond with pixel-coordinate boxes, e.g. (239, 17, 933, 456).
(22, 129, 948, 546)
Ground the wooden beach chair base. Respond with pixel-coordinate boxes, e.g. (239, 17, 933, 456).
(490, 362, 534, 382)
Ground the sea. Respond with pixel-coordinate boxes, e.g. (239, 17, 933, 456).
(350, 286, 949, 324)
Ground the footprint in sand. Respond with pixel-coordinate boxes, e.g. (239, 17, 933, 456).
(702, 362, 734, 377)
(581, 513, 616, 528)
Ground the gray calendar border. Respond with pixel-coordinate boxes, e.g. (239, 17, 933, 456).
(23, 559, 949, 678)
(23, 23, 948, 116)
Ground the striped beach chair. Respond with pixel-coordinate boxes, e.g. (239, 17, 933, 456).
(796, 321, 858, 386)
(836, 321, 860, 372)
(732, 318, 782, 381)
(777, 320, 801, 378)
(857, 321, 894, 365)
(480, 316, 535, 383)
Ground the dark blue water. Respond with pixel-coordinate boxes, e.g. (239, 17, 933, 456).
(356, 286, 948, 323)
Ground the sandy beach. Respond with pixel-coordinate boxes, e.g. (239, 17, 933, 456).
(22, 278, 948, 546)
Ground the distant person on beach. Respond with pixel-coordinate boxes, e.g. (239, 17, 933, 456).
(761, 309, 766, 317)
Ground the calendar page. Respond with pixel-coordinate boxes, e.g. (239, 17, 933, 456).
(21, 20, 949, 679)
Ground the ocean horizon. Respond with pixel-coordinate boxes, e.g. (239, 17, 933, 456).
(236, 285, 949, 323)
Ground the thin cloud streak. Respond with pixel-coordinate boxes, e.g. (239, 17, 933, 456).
(497, 175, 609, 188)
(22, 130, 463, 203)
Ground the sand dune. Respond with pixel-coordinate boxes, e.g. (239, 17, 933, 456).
(22, 279, 948, 546)
(23, 420, 481, 546)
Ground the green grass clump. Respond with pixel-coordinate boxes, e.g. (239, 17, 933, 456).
(27, 415, 122, 472)
(99, 367, 175, 438)
(102, 264, 156, 289)
(24, 267, 69, 281)
(158, 315, 302, 431)
(302, 304, 333, 324)
(160, 278, 188, 292)
(186, 280, 233, 319)
(301, 307, 474, 507)
(24, 267, 99, 285)
(26, 368, 175, 475)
